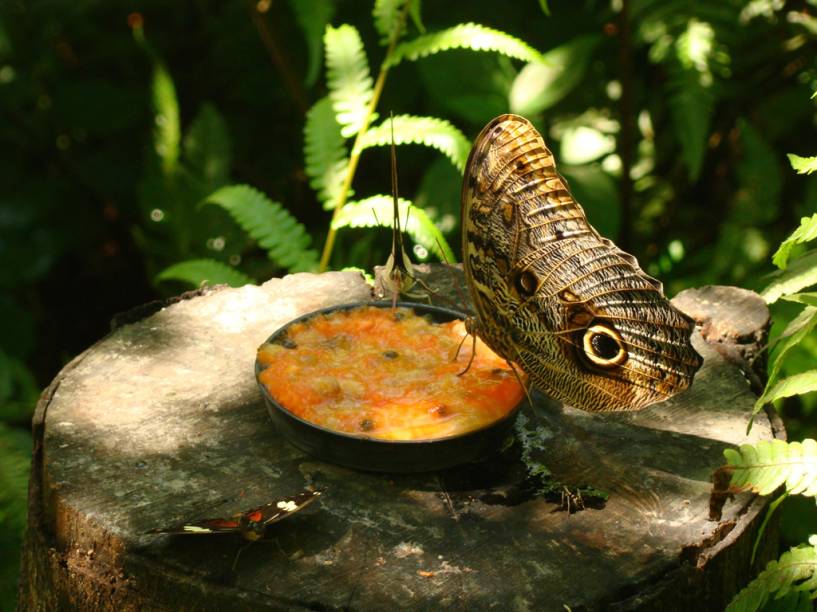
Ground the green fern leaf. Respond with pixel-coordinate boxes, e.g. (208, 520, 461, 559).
(373, 0, 405, 44)
(726, 540, 817, 612)
(156, 258, 254, 288)
(765, 306, 817, 391)
(325, 24, 375, 137)
(304, 97, 349, 210)
(202, 185, 319, 272)
(288, 0, 336, 87)
(789, 154, 817, 176)
(773, 214, 817, 269)
(331, 195, 455, 263)
(754, 371, 817, 414)
(762, 249, 817, 304)
(724, 439, 817, 497)
(354, 115, 470, 171)
(386, 23, 545, 67)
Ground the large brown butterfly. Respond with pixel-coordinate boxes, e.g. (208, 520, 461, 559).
(461, 114, 702, 412)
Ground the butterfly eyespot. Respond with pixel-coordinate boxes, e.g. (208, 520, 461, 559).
(513, 270, 538, 298)
(582, 325, 627, 367)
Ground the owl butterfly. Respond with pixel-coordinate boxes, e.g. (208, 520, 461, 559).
(461, 114, 702, 412)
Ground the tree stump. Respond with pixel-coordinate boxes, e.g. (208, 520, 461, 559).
(19, 270, 781, 611)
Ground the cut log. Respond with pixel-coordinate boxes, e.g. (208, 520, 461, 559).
(19, 269, 781, 610)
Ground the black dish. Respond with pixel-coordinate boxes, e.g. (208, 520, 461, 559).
(254, 301, 523, 473)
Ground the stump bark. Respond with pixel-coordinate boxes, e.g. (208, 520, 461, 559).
(19, 270, 781, 611)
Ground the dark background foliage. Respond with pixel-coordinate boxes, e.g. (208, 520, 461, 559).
(2, 0, 816, 607)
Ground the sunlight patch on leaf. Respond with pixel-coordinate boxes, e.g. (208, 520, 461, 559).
(754, 370, 817, 414)
(304, 97, 349, 209)
(387, 23, 545, 67)
(156, 258, 253, 288)
(354, 115, 470, 171)
(773, 213, 817, 269)
(788, 153, 817, 175)
(325, 24, 375, 137)
(331, 195, 454, 263)
(202, 185, 319, 272)
(762, 249, 817, 303)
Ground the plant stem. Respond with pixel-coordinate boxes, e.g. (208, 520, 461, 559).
(318, 3, 409, 272)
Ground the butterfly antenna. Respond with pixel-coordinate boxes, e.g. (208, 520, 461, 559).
(390, 112, 404, 261)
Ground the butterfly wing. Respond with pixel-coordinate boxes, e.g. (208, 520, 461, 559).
(461, 114, 702, 412)
(246, 490, 322, 528)
(147, 490, 322, 540)
(146, 517, 242, 536)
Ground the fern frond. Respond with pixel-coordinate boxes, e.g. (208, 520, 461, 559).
(202, 185, 319, 272)
(386, 23, 544, 67)
(325, 24, 375, 137)
(331, 195, 455, 263)
(726, 540, 817, 612)
(156, 258, 254, 288)
(773, 213, 817, 269)
(304, 97, 349, 210)
(762, 249, 817, 303)
(354, 115, 470, 171)
(788, 154, 817, 176)
(288, 0, 336, 87)
(373, 0, 405, 44)
(724, 439, 817, 497)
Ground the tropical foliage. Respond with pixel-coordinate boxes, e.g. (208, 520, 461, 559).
(2, 0, 817, 607)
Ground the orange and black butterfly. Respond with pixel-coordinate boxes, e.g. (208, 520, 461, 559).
(146, 490, 321, 542)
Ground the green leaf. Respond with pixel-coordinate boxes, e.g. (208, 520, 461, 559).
(354, 115, 470, 171)
(151, 61, 180, 174)
(766, 306, 817, 389)
(0, 423, 30, 534)
(509, 36, 601, 116)
(538, 0, 551, 16)
(331, 195, 455, 263)
(387, 23, 545, 67)
(304, 97, 349, 210)
(156, 258, 254, 288)
(373, 0, 405, 44)
(408, 0, 424, 34)
(184, 103, 232, 189)
(726, 540, 817, 612)
(754, 370, 817, 413)
(735, 118, 781, 226)
(762, 249, 817, 303)
(773, 214, 817, 269)
(724, 439, 817, 497)
(325, 24, 375, 138)
(788, 153, 817, 175)
(288, 0, 335, 87)
(782, 293, 817, 307)
(202, 185, 319, 272)
(666, 20, 718, 181)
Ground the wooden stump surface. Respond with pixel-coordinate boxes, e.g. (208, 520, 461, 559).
(19, 270, 782, 611)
